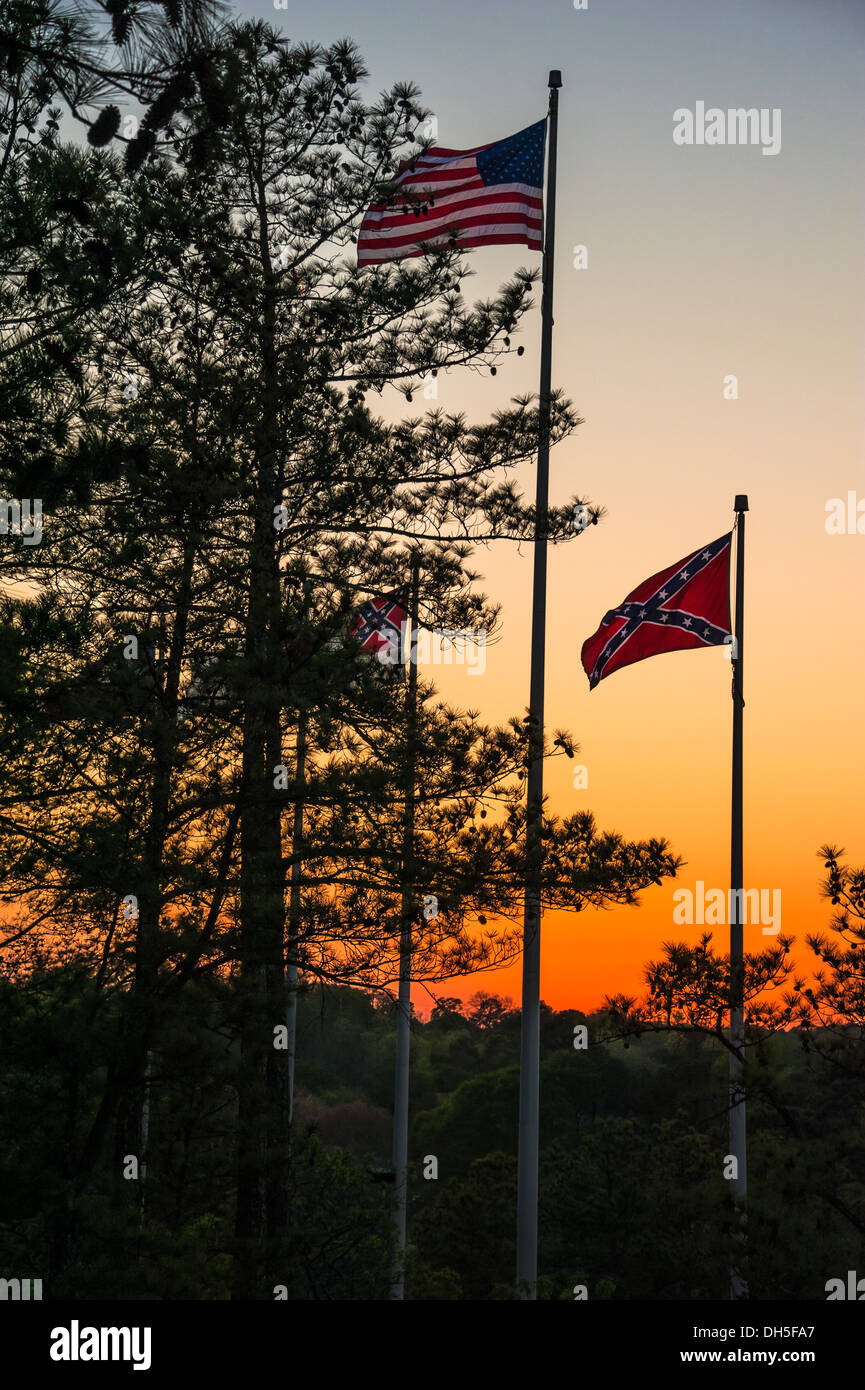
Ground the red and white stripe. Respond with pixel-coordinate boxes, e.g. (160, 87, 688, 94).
(357, 144, 543, 266)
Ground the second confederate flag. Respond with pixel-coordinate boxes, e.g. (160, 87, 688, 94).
(349, 587, 408, 663)
(581, 533, 733, 690)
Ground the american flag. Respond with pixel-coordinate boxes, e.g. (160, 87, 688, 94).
(349, 588, 408, 662)
(581, 534, 733, 690)
(356, 121, 546, 267)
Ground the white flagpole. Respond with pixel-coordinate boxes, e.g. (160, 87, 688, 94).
(729, 494, 749, 1298)
(285, 710, 308, 1123)
(516, 70, 561, 1299)
(390, 554, 421, 1299)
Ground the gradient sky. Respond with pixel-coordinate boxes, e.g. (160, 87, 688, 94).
(250, 0, 865, 1010)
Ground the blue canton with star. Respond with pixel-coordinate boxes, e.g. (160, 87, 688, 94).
(476, 120, 546, 189)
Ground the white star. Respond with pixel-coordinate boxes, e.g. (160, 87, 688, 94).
(702, 550, 711, 560)
(659, 589, 668, 600)
(680, 570, 689, 581)
(660, 613, 669, 622)
(683, 617, 692, 628)
(639, 609, 646, 619)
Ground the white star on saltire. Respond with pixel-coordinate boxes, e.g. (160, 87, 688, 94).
(660, 613, 669, 622)
(683, 617, 693, 628)
(680, 570, 689, 581)
(659, 589, 668, 600)
(702, 550, 711, 560)
(639, 609, 646, 619)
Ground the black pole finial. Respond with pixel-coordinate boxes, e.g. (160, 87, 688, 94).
(548, 70, 562, 88)
(734, 494, 749, 512)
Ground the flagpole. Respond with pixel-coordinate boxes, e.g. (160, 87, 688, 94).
(285, 709, 308, 1124)
(516, 70, 561, 1299)
(729, 494, 748, 1299)
(390, 552, 421, 1300)
(138, 1050, 152, 1228)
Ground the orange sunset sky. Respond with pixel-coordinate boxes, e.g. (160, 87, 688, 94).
(249, 0, 865, 1011)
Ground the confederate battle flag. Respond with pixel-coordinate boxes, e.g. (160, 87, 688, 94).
(349, 588, 408, 663)
(581, 533, 733, 690)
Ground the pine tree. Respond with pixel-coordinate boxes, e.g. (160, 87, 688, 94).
(2, 16, 679, 1297)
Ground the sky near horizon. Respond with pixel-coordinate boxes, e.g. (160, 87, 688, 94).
(248, 0, 864, 1011)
